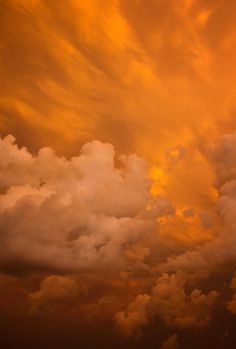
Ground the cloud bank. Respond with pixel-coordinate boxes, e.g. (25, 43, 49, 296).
(1, 131, 236, 346)
(114, 132, 236, 336)
(0, 134, 173, 273)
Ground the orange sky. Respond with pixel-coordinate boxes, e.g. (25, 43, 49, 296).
(1, 0, 236, 154)
(1, 0, 236, 212)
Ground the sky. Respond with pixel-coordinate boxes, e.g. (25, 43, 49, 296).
(1, 1, 236, 348)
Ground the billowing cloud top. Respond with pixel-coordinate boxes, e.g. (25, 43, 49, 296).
(0, 135, 161, 272)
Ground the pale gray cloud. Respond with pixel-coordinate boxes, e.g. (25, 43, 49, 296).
(0, 135, 174, 273)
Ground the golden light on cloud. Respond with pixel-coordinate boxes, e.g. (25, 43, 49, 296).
(1, 1, 236, 348)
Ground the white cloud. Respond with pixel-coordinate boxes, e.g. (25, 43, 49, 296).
(0, 135, 173, 273)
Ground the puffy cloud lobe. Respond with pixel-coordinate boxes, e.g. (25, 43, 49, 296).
(160, 334, 179, 349)
(28, 275, 78, 315)
(0, 135, 172, 273)
(227, 274, 236, 314)
(0, 273, 18, 292)
(151, 273, 218, 328)
(87, 294, 118, 320)
(206, 133, 236, 188)
(114, 272, 218, 336)
(114, 294, 151, 337)
(166, 145, 186, 167)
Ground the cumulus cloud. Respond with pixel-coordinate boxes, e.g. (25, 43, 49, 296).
(166, 145, 186, 167)
(160, 334, 179, 349)
(114, 272, 218, 336)
(87, 294, 118, 320)
(0, 135, 175, 273)
(227, 274, 236, 314)
(151, 273, 218, 328)
(113, 132, 236, 338)
(114, 294, 151, 337)
(28, 275, 78, 315)
(158, 133, 236, 278)
(0, 273, 18, 292)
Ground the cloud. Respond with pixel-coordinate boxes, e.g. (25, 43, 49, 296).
(114, 272, 218, 336)
(116, 131, 236, 337)
(1, 130, 236, 341)
(151, 273, 218, 328)
(227, 274, 236, 314)
(158, 133, 236, 279)
(0, 134, 174, 273)
(0, 272, 18, 292)
(160, 334, 179, 349)
(114, 293, 151, 337)
(28, 275, 78, 315)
